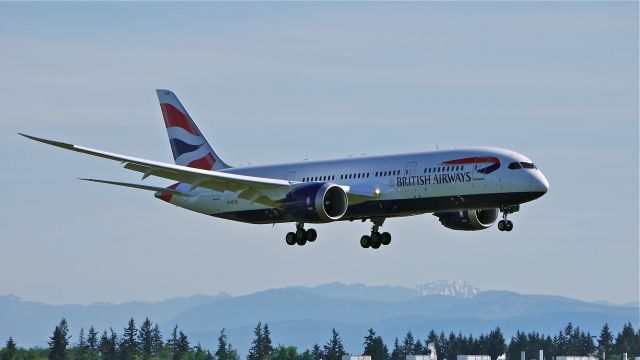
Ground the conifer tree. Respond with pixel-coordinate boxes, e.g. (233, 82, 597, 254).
(402, 331, 416, 356)
(87, 326, 98, 355)
(99, 329, 118, 360)
(615, 323, 636, 356)
(2, 337, 17, 360)
(76, 328, 88, 359)
(120, 318, 139, 359)
(176, 330, 190, 359)
(167, 326, 179, 358)
(364, 329, 377, 356)
(363, 329, 389, 360)
(138, 318, 153, 360)
(311, 344, 323, 360)
(151, 324, 164, 354)
(48, 319, 71, 360)
(216, 328, 230, 360)
(414, 340, 424, 356)
(391, 338, 403, 360)
(262, 323, 274, 359)
(216, 328, 239, 360)
(487, 327, 506, 360)
(248, 322, 264, 360)
(323, 329, 346, 360)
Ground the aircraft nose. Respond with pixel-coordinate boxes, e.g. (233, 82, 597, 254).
(529, 171, 549, 194)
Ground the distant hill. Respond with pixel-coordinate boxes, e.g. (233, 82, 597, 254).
(0, 293, 229, 349)
(0, 282, 637, 354)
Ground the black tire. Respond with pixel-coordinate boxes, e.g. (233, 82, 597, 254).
(285, 232, 296, 245)
(371, 231, 381, 244)
(498, 220, 506, 231)
(306, 228, 317, 242)
(381, 232, 391, 245)
(371, 238, 381, 249)
(296, 228, 306, 240)
(296, 237, 307, 246)
(360, 235, 371, 248)
(506, 220, 514, 232)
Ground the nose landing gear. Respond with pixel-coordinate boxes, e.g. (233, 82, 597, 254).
(360, 217, 391, 249)
(498, 205, 519, 232)
(285, 222, 317, 246)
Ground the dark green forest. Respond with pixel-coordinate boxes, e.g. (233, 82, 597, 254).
(1, 319, 638, 360)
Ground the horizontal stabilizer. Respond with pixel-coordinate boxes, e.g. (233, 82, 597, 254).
(79, 178, 193, 197)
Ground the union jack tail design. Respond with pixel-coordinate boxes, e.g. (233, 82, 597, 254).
(156, 89, 229, 171)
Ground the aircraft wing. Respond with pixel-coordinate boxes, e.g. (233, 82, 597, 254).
(21, 134, 296, 206)
(21, 134, 373, 207)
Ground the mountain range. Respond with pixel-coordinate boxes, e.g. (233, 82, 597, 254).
(1, 281, 637, 354)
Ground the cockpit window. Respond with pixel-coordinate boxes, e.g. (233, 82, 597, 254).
(509, 161, 536, 170)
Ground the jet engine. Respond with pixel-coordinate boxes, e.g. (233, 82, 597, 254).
(283, 182, 348, 223)
(434, 208, 499, 231)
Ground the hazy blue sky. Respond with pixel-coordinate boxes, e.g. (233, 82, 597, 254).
(1, 2, 637, 305)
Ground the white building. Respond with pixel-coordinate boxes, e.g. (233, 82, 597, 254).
(457, 355, 491, 360)
(342, 356, 371, 360)
(407, 356, 432, 360)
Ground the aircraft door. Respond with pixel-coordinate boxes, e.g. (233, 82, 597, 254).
(405, 162, 417, 176)
(211, 193, 221, 213)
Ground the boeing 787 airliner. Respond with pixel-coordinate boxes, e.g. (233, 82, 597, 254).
(22, 90, 549, 249)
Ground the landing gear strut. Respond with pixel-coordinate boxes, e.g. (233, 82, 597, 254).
(360, 217, 391, 249)
(498, 205, 519, 232)
(285, 222, 317, 246)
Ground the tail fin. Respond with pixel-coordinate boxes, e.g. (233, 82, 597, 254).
(156, 89, 230, 171)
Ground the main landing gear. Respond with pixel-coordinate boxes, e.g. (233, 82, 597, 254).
(285, 222, 317, 246)
(498, 204, 519, 232)
(360, 217, 391, 250)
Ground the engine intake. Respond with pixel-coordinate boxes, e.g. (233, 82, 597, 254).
(434, 208, 499, 231)
(283, 182, 348, 223)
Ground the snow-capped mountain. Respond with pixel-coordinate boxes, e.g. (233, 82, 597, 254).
(415, 280, 479, 298)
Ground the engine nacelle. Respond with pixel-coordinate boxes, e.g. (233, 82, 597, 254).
(283, 182, 348, 223)
(434, 208, 499, 231)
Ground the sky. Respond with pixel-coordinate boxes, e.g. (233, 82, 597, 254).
(0, 2, 637, 305)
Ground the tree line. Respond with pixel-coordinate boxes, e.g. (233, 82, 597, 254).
(0, 318, 638, 360)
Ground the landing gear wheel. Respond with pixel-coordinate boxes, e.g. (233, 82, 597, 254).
(506, 220, 513, 232)
(285, 232, 296, 245)
(371, 238, 381, 249)
(371, 231, 381, 244)
(296, 228, 306, 240)
(296, 237, 307, 246)
(498, 220, 506, 231)
(360, 235, 371, 248)
(381, 232, 391, 245)
(306, 228, 317, 242)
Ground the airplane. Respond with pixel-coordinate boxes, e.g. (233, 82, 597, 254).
(21, 89, 549, 249)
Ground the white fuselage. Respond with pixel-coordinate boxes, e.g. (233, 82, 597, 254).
(164, 146, 548, 224)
